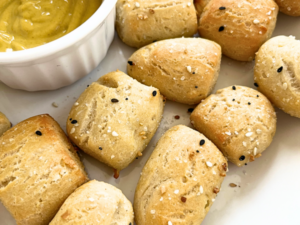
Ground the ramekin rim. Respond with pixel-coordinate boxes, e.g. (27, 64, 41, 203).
(0, 0, 117, 64)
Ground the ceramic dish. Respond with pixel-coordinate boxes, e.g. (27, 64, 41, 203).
(0, 0, 117, 92)
(0, 12, 300, 225)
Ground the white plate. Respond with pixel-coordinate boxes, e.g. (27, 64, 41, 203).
(1, 12, 300, 225)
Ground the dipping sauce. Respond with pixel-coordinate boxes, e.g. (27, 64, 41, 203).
(0, 0, 102, 52)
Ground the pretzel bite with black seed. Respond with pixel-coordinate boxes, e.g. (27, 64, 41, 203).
(198, 0, 278, 61)
(254, 35, 300, 118)
(67, 70, 165, 175)
(190, 86, 277, 166)
(0, 114, 88, 225)
(127, 38, 221, 105)
(134, 125, 227, 225)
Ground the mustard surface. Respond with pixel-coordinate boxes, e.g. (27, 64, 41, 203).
(0, 0, 102, 52)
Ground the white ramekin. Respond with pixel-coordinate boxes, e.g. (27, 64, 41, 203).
(0, 0, 117, 91)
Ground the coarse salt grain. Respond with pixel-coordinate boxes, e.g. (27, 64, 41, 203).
(151, 210, 155, 214)
(174, 190, 179, 194)
(225, 131, 231, 136)
(111, 155, 115, 159)
(253, 19, 260, 24)
(168, 221, 173, 225)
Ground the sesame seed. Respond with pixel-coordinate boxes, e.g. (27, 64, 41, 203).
(248, 102, 251, 105)
(277, 66, 283, 73)
(70, 128, 75, 134)
(219, 26, 225, 32)
(233, 99, 235, 101)
(196, 150, 200, 153)
(254, 147, 258, 155)
(99, 147, 103, 150)
(74, 102, 79, 106)
(200, 139, 205, 146)
(111, 98, 119, 103)
(195, 86, 198, 88)
(135, 2, 140, 7)
(152, 91, 157, 97)
(187, 2, 191, 6)
(35, 131, 42, 136)
(283, 83, 288, 90)
(219, 6, 226, 10)
(200, 186, 204, 193)
(243, 142, 247, 147)
(71, 120, 78, 124)
(128, 61, 135, 66)
(187, 66, 192, 73)
(253, 19, 260, 24)
(239, 155, 246, 161)
(112, 131, 119, 137)
(257, 95, 259, 97)
(168, 221, 173, 225)
(161, 186, 166, 194)
(232, 86, 236, 90)
(174, 115, 180, 120)
(181, 197, 187, 202)
(52, 102, 58, 108)
(150, 210, 155, 214)
(89, 198, 94, 202)
(245, 132, 253, 137)
(111, 155, 115, 159)
(256, 129, 262, 134)
(254, 83, 259, 87)
(174, 190, 179, 194)
(225, 131, 231, 136)
(188, 108, 194, 113)
(206, 161, 213, 167)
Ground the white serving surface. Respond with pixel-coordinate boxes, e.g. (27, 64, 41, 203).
(0, 12, 300, 225)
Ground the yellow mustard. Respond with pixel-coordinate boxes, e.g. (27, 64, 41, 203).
(0, 0, 102, 52)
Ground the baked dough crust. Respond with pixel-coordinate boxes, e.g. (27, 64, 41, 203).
(0, 114, 88, 225)
(191, 86, 277, 166)
(134, 125, 227, 225)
